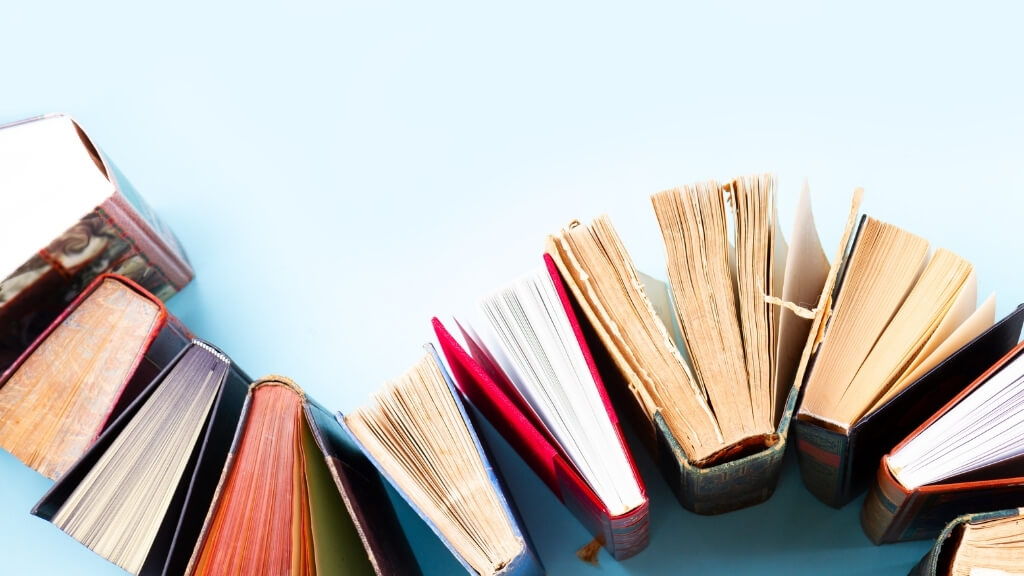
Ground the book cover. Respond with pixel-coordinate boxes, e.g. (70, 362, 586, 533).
(861, 341, 1024, 544)
(337, 344, 545, 575)
(433, 255, 650, 561)
(31, 340, 249, 576)
(0, 113, 193, 371)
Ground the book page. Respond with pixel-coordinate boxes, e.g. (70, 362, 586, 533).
(773, 180, 829, 424)
(952, 513, 1024, 576)
(471, 267, 645, 515)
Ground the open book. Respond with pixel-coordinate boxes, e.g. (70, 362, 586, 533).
(433, 254, 648, 561)
(794, 207, 1014, 507)
(911, 508, 1024, 576)
(862, 341, 1024, 544)
(546, 175, 832, 513)
(340, 346, 542, 575)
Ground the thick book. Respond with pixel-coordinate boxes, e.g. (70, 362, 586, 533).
(0, 113, 193, 372)
(794, 305, 1024, 508)
(861, 340, 1024, 544)
(0, 273, 190, 479)
(339, 345, 544, 575)
(795, 203, 1001, 508)
(186, 375, 420, 576)
(433, 254, 649, 561)
(31, 340, 249, 576)
(545, 178, 844, 514)
(909, 508, 1024, 576)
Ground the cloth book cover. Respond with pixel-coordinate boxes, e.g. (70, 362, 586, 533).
(0, 273, 191, 480)
(187, 376, 421, 576)
(544, 190, 862, 515)
(433, 254, 650, 561)
(794, 304, 1024, 508)
(0, 113, 193, 372)
(337, 344, 545, 576)
(908, 508, 1022, 576)
(31, 340, 249, 576)
(861, 340, 1024, 544)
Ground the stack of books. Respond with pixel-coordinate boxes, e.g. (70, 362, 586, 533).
(3, 112, 1024, 576)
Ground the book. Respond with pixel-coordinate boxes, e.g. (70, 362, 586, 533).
(794, 305, 1024, 508)
(433, 253, 649, 561)
(31, 340, 249, 576)
(795, 207, 1004, 507)
(909, 508, 1024, 576)
(186, 375, 420, 576)
(0, 113, 193, 372)
(339, 345, 543, 575)
(861, 340, 1024, 544)
(545, 176, 838, 514)
(0, 274, 190, 480)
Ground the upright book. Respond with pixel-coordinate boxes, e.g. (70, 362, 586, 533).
(794, 209, 1007, 507)
(32, 340, 249, 576)
(339, 345, 543, 575)
(0, 274, 190, 479)
(187, 376, 420, 576)
(546, 176, 838, 513)
(862, 339, 1024, 544)
(910, 508, 1024, 576)
(0, 113, 193, 371)
(434, 254, 649, 561)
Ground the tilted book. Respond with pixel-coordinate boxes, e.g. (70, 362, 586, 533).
(32, 340, 249, 576)
(187, 376, 421, 576)
(339, 345, 544, 575)
(546, 177, 849, 514)
(0, 273, 190, 480)
(0, 113, 193, 371)
(909, 508, 1024, 576)
(795, 205, 1001, 508)
(861, 340, 1024, 544)
(794, 305, 1024, 508)
(433, 254, 649, 561)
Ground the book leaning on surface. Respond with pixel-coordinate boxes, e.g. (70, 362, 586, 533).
(339, 345, 544, 576)
(0, 113, 193, 372)
(862, 339, 1024, 544)
(0, 273, 190, 480)
(433, 254, 649, 562)
(32, 340, 249, 576)
(910, 508, 1024, 576)
(794, 202, 1013, 508)
(186, 376, 421, 576)
(546, 175, 835, 514)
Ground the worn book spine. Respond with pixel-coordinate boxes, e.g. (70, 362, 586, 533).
(861, 462, 914, 544)
(794, 418, 850, 508)
(908, 508, 1021, 576)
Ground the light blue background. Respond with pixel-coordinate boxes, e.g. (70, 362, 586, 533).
(4, 2, 1024, 574)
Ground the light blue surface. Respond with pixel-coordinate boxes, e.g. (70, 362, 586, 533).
(3, 2, 1024, 574)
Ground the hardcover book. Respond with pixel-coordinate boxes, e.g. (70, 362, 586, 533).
(433, 254, 649, 561)
(545, 176, 842, 514)
(0, 113, 193, 372)
(32, 340, 249, 576)
(339, 345, 544, 575)
(187, 376, 420, 576)
(861, 340, 1024, 544)
(795, 207, 1004, 508)
(0, 274, 190, 479)
(909, 508, 1024, 576)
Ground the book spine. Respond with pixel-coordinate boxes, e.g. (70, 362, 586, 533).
(794, 418, 850, 508)
(861, 461, 911, 544)
(656, 415, 786, 514)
